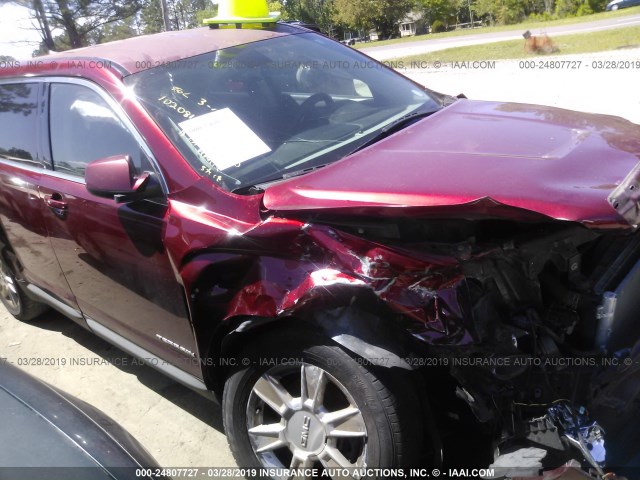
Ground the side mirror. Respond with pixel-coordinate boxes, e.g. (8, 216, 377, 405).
(85, 155, 161, 203)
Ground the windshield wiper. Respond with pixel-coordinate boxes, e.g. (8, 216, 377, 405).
(231, 164, 328, 195)
(348, 108, 438, 156)
(282, 164, 328, 179)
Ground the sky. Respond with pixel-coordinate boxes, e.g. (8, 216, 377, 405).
(0, 0, 224, 60)
(0, 3, 44, 59)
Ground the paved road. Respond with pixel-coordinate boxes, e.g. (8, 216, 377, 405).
(361, 13, 640, 60)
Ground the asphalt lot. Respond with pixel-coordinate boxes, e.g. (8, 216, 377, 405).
(0, 47, 638, 470)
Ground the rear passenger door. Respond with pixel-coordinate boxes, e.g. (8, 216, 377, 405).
(38, 79, 202, 378)
(0, 81, 77, 308)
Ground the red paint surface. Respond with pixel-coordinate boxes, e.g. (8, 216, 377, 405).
(264, 100, 640, 229)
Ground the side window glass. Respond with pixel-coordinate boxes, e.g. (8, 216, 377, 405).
(0, 83, 40, 166)
(50, 83, 151, 177)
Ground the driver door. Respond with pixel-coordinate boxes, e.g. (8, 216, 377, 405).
(38, 80, 201, 378)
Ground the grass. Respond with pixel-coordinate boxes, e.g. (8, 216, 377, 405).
(352, 5, 640, 50)
(392, 24, 640, 63)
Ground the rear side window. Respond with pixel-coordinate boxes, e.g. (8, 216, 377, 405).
(49, 83, 149, 177)
(0, 83, 39, 166)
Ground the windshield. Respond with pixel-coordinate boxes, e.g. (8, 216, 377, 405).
(125, 32, 440, 193)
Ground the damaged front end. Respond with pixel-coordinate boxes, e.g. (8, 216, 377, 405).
(296, 215, 634, 478)
(171, 185, 640, 478)
(271, 219, 635, 477)
(298, 213, 639, 479)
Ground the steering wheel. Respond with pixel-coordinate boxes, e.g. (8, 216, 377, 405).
(296, 93, 334, 127)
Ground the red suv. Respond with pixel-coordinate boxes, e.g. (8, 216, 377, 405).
(1, 18, 639, 479)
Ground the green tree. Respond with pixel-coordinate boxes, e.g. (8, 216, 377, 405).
(332, 0, 413, 39)
(473, 0, 500, 23)
(51, 0, 142, 48)
(554, 0, 593, 15)
(140, 0, 165, 34)
(268, 1, 284, 16)
(555, 0, 576, 16)
(470, 0, 526, 24)
(89, 18, 138, 44)
(416, 0, 458, 26)
(587, 0, 608, 11)
(330, 0, 367, 32)
(195, 6, 218, 26)
(284, 0, 335, 33)
(497, 0, 526, 23)
(141, 0, 215, 32)
(8, 0, 143, 52)
(172, 0, 210, 30)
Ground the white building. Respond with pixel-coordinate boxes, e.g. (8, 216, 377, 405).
(399, 11, 423, 37)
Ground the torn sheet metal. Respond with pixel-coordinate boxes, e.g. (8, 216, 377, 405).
(193, 222, 478, 346)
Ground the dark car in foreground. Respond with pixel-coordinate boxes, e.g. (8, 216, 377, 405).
(0, 362, 163, 479)
(0, 0, 639, 477)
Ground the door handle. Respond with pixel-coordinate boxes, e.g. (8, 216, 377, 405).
(45, 194, 68, 217)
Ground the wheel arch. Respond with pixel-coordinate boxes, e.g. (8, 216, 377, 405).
(0, 222, 24, 281)
(0, 221, 11, 252)
(214, 301, 445, 468)
(193, 286, 419, 389)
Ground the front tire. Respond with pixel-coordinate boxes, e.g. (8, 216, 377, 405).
(223, 331, 424, 478)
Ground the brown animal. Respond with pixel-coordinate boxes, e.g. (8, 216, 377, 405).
(523, 30, 558, 54)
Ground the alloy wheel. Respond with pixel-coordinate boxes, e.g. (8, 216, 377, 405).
(0, 259, 20, 312)
(246, 363, 368, 477)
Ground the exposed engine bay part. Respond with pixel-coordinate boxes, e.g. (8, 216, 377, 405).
(594, 257, 640, 352)
(491, 403, 607, 479)
(542, 403, 605, 475)
(608, 161, 640, 228)
(596, 293, 617, 351)
(588, 341, 640, 472)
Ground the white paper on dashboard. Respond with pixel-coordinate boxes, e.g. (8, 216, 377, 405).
(178, 108, 271, 170)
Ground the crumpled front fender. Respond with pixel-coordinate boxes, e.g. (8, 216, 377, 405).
(180, 221, 476, 348)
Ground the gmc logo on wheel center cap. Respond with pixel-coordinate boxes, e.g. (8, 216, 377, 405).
(300, 415, 311, 448)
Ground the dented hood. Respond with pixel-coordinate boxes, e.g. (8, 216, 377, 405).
(263, 100, 640, 229)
